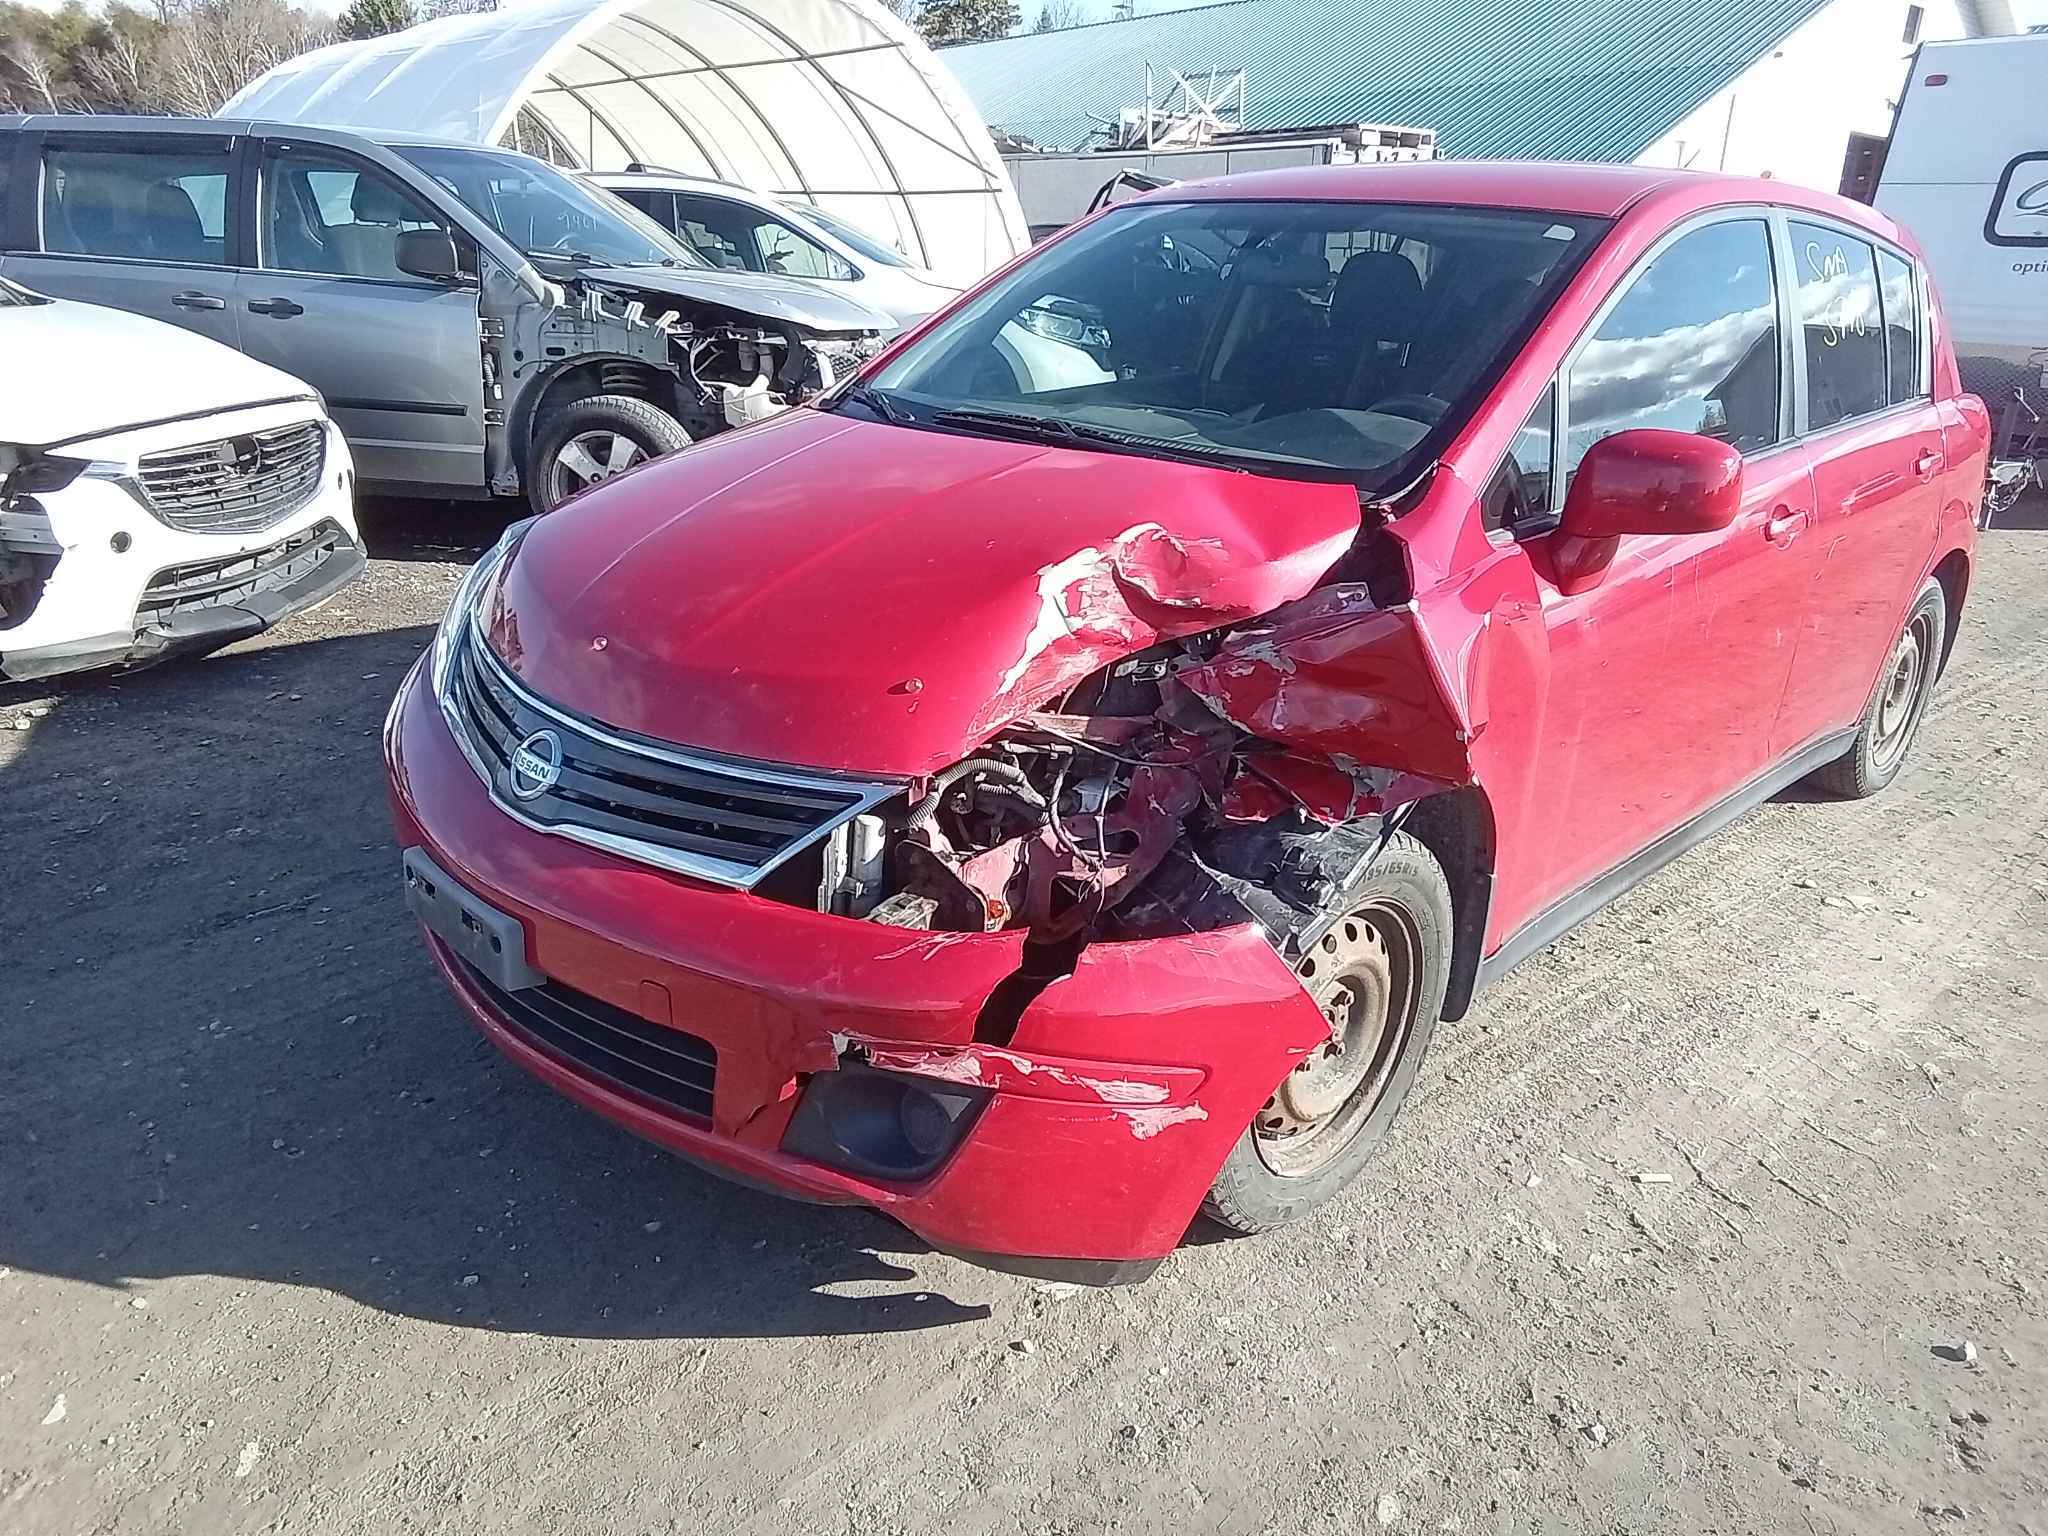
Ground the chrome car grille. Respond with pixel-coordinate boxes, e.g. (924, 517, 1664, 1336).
(447, 626, 897, 888)
(137, 421, 326, 534)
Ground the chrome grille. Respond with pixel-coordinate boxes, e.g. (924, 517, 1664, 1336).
(137, 421, 326, 534)
(448, 626, 897, 888)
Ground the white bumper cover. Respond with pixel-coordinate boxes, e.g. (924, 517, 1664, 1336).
(1, 402, 362, 682)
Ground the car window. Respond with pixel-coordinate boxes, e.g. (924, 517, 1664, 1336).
(1566, 219, 1780, 480)
(610, 186, 670, 225)
(797, 203, 913, 268)
(670, 194, 852, 280)
(40, 143, 231, 266)
(1483, 384, 1556, 533)
(1877, 248, 1924, 406)
(260, 148, 444, 281)
(396, 145, 700, 270)
(864, 199, 1602, 487)
(1789, 220, 1886, 431)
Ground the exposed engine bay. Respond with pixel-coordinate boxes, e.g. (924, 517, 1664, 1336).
(866, 652, 1404, 962)
(534, 273, 886, 444)
(789, 530, 1456, 971)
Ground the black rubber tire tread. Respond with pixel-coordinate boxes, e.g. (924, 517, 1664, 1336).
(527, 393, 691, 514)
(1809, 577, 1946, 800)
(1202, 829, 1454, 1236)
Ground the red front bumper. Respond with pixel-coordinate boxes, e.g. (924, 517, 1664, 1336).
(384, 657, 1327, 1274)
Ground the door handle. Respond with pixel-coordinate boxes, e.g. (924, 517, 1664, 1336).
(171, 291, 226, 311)
(246, 296, 304, 318)
(1914, 448, 1944, 478)
(1764, 506, 1807, 545)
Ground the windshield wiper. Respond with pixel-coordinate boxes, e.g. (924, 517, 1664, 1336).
(524, 248, 604, 265)
(928, 406, 1085, 445)
(837, 382, 911, 425)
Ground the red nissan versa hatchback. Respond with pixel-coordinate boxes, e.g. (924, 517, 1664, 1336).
(385, 163, 1986, 1282)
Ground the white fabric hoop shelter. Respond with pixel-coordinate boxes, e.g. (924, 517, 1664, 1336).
(221, 0, 1028, 284)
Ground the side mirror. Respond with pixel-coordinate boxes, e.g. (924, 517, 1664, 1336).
(1549, 429, 1744, 594)
(396, 228, 466, 283)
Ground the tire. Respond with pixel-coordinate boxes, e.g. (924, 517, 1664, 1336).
(1202, 830, 1454, 1236)
(1808, 577, 1946, 800)
(527, 393, 691, 514)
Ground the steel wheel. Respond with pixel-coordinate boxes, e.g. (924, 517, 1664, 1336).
(1870, 605, 1935, 773)
(1253, 898, 1425, 1179)
(548, 430, 647, 502)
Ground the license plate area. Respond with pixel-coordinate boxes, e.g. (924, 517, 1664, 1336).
(402, 846, 543, 992)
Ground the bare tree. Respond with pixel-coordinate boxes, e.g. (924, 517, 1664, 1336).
(151, 0, 333, 116)
(0, 38, 64, 112)
(76, 28, 158, 111)
(1033, 0, 1082, 30)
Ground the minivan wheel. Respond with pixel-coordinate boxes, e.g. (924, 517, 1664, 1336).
(528, 393, 691, 513)
(1202, 831, 1453, 1236)
(1810, 577, 1947, 800)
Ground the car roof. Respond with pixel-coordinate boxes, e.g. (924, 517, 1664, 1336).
(591, 169, 776, 201)
(1156, 160, 1915, 246)
(0, 114, 528, 156)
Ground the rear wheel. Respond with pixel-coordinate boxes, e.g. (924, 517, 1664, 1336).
(527, 393, 691, 513)
(1203, 832, 1453, 1235)
(1809, 577, 1946, 799)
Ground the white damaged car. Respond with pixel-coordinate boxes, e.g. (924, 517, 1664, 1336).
(0, 276, 362, 683)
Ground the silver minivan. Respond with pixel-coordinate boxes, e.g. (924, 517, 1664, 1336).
(0, 117, 893, 510)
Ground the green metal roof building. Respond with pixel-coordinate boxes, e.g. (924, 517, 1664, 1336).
(943, 0, 1874, 164)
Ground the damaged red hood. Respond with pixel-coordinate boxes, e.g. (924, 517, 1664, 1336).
(484, 410, 1364, 776)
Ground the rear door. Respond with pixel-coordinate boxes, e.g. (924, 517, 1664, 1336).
(1, 127, 242, 352)
(235, 137, 485, 493)
(1771, 220, 1944, 744)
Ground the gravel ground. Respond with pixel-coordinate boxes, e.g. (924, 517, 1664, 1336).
(2, 496, 2044, 1534)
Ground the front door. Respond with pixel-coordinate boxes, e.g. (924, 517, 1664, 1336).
(237, 139, 485, 493)
(1510, 215, 1818, 919)
(2, 129, 242, 353)
(1774, 225, 1946, 746)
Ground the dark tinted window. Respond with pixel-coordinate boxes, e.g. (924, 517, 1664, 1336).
(612, 186, 672, 226)
(1483, 384, 1555, 532)
(41, 143, 230, 265)
(1790, 220, 1885, 430)
(1566, 219, 1780, 476)
(1878, 248, 1922, 405)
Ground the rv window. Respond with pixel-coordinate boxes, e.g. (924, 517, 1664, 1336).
(1877, 248, 1924, 405)
(1789, 220, 1886, 431)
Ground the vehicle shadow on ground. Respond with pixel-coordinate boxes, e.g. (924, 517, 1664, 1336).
(354, 495, 526, 562)
(0, 625, 992, 1341)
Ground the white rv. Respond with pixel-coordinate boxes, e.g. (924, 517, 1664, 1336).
(1875, 31, 2048, 479)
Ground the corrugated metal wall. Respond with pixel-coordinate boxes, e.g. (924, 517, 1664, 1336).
(945, 0, 1837, 159)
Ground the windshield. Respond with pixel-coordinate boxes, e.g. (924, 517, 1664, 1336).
(396, 145, 704, 269)
(796, 204, 917, 270)
(859, 199, 1604, 485)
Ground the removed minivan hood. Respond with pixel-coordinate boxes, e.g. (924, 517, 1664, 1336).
(481, 409, 1365, 777)
(578, 264, 891, 334)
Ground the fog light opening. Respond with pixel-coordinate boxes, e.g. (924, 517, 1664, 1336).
(780, 1060, 990, 1181)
